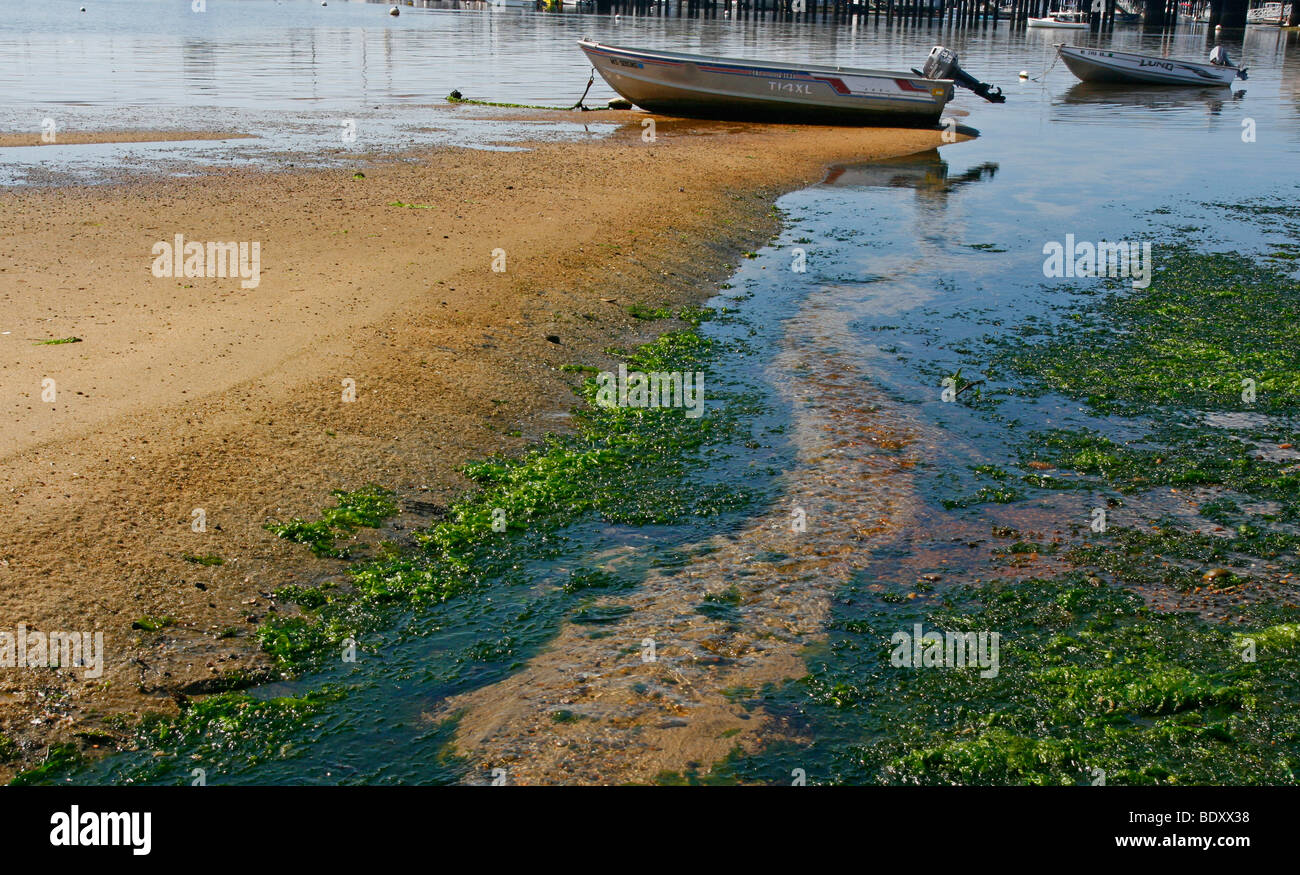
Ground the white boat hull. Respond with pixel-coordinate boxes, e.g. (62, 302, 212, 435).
(578, 41, 954, 126)
(1057, 44, 1240, 86)
(1027, 16, 1090, 27)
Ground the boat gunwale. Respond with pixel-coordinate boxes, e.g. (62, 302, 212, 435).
(577, 39, 954, 85)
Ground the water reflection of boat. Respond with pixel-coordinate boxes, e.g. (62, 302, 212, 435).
(1058, 81, 1241, 114)
(820, 150, 998, 206)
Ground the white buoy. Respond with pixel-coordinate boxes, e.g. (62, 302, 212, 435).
(1019, 70, 1029, 78)
(389, 6, 399, 15)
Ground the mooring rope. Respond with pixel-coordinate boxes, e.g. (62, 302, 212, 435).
(569, 68, 597, 111)
(1027, 48, 1064, 83)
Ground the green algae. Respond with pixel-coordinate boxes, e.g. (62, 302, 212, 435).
(562, 567, 625, 593)
(131, 615, 177, 632)
(729, 576, 1300, 785)
(1235, 622, 1300, 653)
(445, 91, 568, 111)
(10, 743, 84, 786)
(984, 247, 1300, 416)
(941, 234, 1300, 585)
(130, 689, 345, 777)
(1028, 428, 1300, 504)
(725, 219, 1300, 786)
(8, 689, 348, 786)
(626, 303, 673, 320)
(258, 319, 757, 671)
(265, 485, 398, 559)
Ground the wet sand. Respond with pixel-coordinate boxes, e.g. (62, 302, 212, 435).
(0, 111, 959, 779)
(0, 130, 254, 148)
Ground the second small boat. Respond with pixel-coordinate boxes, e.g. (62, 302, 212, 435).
(1057, 44, 1246, 85)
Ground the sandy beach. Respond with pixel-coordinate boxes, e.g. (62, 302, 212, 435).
(0, 110, 957, 779)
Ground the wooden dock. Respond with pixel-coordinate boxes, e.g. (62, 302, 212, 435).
(588, 0, 1278, 31)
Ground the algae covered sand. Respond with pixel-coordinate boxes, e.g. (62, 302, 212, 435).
(722, 206, 1300, 786)
(12, 177, 1300, 787)
(13, 310, 772, 784)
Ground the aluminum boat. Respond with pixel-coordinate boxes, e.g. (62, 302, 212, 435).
(578, 40, 1008, 126)
(1058, 44, 1245, 85)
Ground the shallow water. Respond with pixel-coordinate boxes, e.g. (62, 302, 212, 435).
(12, 3, 1300, 782)
(4, 1, 1297, 181)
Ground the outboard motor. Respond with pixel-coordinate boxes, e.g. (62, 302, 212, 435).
(1209, 44, 1248, 80)
(920, 46, 1006, 103)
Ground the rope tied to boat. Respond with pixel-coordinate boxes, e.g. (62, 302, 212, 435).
(1027, 48, 1063, 83)
(569, 68, 597, 111)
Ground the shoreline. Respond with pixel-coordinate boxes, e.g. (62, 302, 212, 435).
(0, 116, 961, 780)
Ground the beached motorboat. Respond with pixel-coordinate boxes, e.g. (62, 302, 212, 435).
(1027, 10, 1090, 27)
(1058, 44, 1245, 85)
(577, 41, 1005, 127)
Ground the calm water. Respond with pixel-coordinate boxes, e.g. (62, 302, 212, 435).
(10, 2, 1300, 782)
(3, 0, 1298, 181)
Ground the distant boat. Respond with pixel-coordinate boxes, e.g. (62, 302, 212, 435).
(577, 41, 1005, 127)
(1027, 10, 1091, 27)
(1057, 44, 1245, 85)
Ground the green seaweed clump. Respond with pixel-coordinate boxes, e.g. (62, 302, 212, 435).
(265, 485, 399, 559)
(10, 743, 83, 786)
(730, 576, 1300, 785)
(988, 248, 1300, 416)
